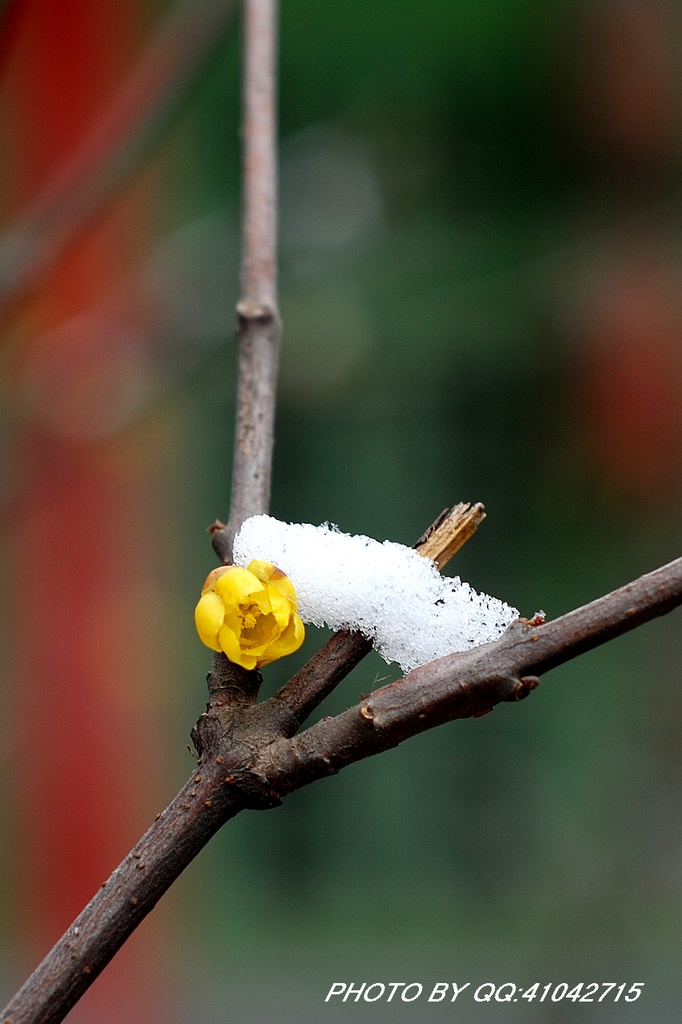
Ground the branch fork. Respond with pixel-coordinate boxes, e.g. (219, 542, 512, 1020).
(4, 502, 682, 1024)
(188, 504, 499, 816)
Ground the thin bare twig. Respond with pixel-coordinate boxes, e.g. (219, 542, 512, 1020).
(0, 0, 238, 313)
(212, 0, 280, 563)
(416, 501, 486, 569)
(4, 554, 682, 1024)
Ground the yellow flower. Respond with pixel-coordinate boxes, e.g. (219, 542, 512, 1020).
(194, 560, 305, 670)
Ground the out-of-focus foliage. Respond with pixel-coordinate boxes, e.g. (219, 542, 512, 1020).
(1, 1, 681, 1021)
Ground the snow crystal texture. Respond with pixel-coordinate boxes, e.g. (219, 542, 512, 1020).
(233, 515, 518, 673)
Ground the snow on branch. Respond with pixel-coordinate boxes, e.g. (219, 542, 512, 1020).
(234, 514, 518, 671)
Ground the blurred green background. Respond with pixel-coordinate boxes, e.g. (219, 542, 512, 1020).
(1, 0, 681, 1021)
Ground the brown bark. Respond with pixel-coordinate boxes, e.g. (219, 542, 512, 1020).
(3, 536, 681, 1024)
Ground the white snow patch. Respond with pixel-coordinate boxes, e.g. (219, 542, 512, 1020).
(233, 515, 518, 672)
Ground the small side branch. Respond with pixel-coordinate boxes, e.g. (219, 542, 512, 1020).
(415, 501, 486, 569)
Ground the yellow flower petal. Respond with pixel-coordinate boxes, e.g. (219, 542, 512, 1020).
(218, 623, 258, 670)
(194, 592, 225, 651)
(200, 565, 231, 594)
(267, 586, 294, 629)
(258, 611, 305, 665)
(281, 611, 306, 652)
(248, 559, 298, 607)
(213, 565, 265, 603)
(250, 587, 273, 616)
(223, 606, 243, 636)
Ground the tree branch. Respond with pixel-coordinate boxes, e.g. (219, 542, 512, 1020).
(212, 0, 280, 563)
(0, 0, 239, 314)
(272, 554, 682, 785)
(3, 1, 681, 1020)
(4, 553, 681, 1024)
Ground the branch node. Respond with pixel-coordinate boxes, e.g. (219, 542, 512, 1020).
(211, 526, 233, 565)
(236, 299, 277, 322)
(359, 703, 375, 722)
(510, 676, 541, 700)
(523, 610, 546, 628)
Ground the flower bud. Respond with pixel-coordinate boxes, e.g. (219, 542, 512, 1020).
(195, 560, 305, 670)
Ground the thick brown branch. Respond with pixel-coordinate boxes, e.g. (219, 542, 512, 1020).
(0, 0, 238, 313)
(4, 554, 681, 1024)
(271, 554, 682, 787)
(213, 0, 280, 563)
(1, 769, 254, 1024)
